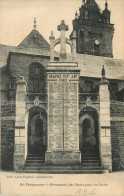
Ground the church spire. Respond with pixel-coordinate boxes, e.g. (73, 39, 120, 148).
(105, 0, 108, 10)
(33, 17, 36, 30)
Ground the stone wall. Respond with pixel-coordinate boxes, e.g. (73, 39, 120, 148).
(1, 103, 15, 170)
(110, 101, 124, 171)
(8, 52, 50, 82)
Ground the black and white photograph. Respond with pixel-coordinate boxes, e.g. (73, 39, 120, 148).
(0, 0, 124, 195)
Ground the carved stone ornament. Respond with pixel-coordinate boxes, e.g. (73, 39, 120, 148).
(34, 96, 40, 106)
(86, 96, 92, 107)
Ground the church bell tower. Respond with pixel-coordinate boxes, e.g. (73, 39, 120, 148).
(71, 0, 114, 57)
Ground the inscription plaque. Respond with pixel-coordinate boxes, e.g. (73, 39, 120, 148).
(47, 71, 80, 152)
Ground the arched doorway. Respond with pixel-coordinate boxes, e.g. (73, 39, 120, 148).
(82, 118, 96, 149)
(79, 108, 99, 152)
(28, 107, 47, 156)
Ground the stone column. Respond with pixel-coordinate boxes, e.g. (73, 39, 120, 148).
(14, 76, 26, 171)
(99, 66, 112, 172)
(71, 31, 77, 61)
(57, 20, 69, 61)
(49, 31, 55, 61)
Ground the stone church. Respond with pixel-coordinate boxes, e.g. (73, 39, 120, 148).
(1, 0, 124, 173)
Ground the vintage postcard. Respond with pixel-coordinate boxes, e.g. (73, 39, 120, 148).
(0, 0, 124, 195)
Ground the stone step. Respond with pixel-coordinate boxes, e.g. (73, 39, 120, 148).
(82, 160, 100, 163)
(25, 160, 45, 164)
(81, 156, 100, 160)
(26, 157, 45, 160)
(24, 163, 45, 167)
(81, 162, 101, 166)
(23, 169, 107, 174)
(82, 159, 100, 161)
(24, 165, 102, 170)
(81, 163, 102, 169)
(27, 154, 45, 157)
(82, 152, 99, 154)
(82, 156, 100, 158)
(80, 167, 102, 170)
(81, 151, 99, 155)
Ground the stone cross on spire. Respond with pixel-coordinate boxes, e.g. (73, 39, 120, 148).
(33, 17, 36, 30)
(57, 20, 69, 60)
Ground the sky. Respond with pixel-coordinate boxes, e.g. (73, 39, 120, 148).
(0, 0, 124, 60)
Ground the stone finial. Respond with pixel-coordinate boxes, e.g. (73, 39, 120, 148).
(20, 76, 24, 80)
(33, 17, 36, 30)
(71, 31, 77, 39)
(101, 65, 105, 77)
(17, 76, 26, 84)
(49, 31, 55, 40)
(57, 20, 69, 31)
(75, 11, 78, 19)
(16, 76, 26, 91)
(100, 65, 109, 84)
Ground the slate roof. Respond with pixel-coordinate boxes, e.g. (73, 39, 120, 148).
(18, 29, 50, 50)
(0, 43, 124, 81)
(0, 29, 60, 68)
(76, 54, 124, 80)
(0, 44, 15, 67)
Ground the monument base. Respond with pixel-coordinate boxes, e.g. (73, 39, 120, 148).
(45, 151, 81, 165)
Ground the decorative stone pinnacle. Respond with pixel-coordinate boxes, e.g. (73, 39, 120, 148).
(102, 65, 105, 77)
(17, 76, 26, 84)
(51, 31, 54, 36)
(33, 17, 36, 30)
(19, 76, 24, 81)
(71, 31, 77, 39)
(100, 65, 109, 84)
(75, 11, 78, 19)
(49, 31, 55, 40)
(57, 20, 69, 31)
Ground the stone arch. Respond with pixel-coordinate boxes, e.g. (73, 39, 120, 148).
(26, 106, 47, 117)
(26, 104, 47, 113)
(54, 38, 72, 53)
(31, 113, 47, 127)
(79, 114, 94, 127)
(79, 106, 99, 115)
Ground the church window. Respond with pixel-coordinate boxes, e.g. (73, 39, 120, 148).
(85, 80, 93, 92)
(28, 63, 45, 93)
(9, 75, 16, 89)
